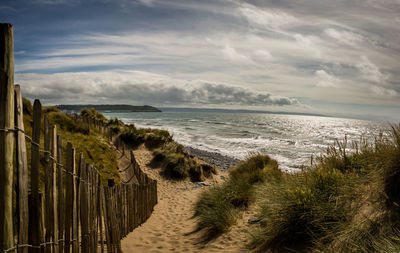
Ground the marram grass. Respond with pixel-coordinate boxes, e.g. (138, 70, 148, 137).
(194, 125, 400, 252)
(193, 154, 281, 240)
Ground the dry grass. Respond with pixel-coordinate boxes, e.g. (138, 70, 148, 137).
(22, 100, 120, 186)
(249, 125, 400, 252)
(194, 154, 280, 240)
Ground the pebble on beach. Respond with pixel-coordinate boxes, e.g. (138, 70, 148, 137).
(184, 146, 240, 170)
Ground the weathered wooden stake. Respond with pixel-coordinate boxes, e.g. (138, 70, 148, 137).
(57, 135, 64, 253)
(65, 142, 75, 253)
(30, 99, 42, 252)
(71, 147, 78, 253)
(51, 126, 59, 253)
(0, 23, 14, 252)
(14, 85, 28, 253)
(44, 115, 53, 253)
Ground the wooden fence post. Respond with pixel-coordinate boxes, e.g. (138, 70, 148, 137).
(65, 142, 75, 253)
(87, 166, 93, 252)
(93, 171, 99, 252)
(0, 23, 14, 252)
(44, 115, 53, 253)
(79, 156, 87, 253)
(72, 148, 78, 253)
(30, 99, 42, 253)
(76, 153, 84, 252)
(57, 135, 64, 253)
(14, 85, 28, 253)
(51, 126, 59, 253)
(98, 174, 104, 253)
(80, 163, 89, 253)
(102, 187, 112, 253)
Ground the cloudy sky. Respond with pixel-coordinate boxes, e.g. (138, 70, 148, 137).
(1, 0, 400, 121)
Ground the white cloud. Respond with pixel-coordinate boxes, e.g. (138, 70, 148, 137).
(370, 85, 397, 97)
(293, 34, 322, 57)
(356, 56, 386, 83)
(315, 70, 339, 87)
(255, 50, 272, 60)
(239, 3, 296, 30)
(221, 44, 253, 64)
(137, 0, 155, 7)
(324, 28, 364, 46)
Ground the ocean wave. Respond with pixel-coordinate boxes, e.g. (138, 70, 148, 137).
(116, 112, 383, 172)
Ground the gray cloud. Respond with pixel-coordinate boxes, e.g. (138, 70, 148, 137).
(16, 71, 299, 107)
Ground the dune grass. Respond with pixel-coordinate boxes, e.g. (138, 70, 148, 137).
(249, 167, 354, 252)
(248, 125, 400, 252)
(22, 101, 120, 185)
(118, 123, 217, 181)
(193, 154, 281, 240)
(152, 141, 216, 181)
(119, 124, 173, 148)
(193, 125, 400, 252)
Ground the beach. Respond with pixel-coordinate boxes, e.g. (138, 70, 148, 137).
(117, 144, 253, 252)
(184, 146, 240, 171)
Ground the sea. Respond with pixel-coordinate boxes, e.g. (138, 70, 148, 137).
(103, 109, 386, 172)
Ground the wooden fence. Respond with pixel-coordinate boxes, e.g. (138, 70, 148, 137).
(0, 23, 157, 253)
(69, 114, 112, 139)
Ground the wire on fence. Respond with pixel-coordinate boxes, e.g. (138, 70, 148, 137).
(1, 116, 157, 253)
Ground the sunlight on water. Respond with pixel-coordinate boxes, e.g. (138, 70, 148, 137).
(104, 111, 385, 171)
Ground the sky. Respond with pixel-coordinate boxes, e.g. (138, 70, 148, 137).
(1, 0, 400, 121)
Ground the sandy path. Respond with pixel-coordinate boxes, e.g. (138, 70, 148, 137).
(116, 144, 252, 253)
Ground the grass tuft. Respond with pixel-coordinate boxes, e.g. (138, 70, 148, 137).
(194, 154, 280, 240)
(248, 125, 400, 252)
(152, 142, 210, 182)
(119, 125, 173, 148)
(194, 186, 238, 240)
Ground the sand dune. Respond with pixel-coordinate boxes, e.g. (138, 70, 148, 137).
(116, 144, 252, 253)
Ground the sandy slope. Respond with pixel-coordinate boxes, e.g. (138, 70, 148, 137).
(116, 144, 252, 253)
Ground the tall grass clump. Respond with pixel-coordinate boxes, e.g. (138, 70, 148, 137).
(250, 125, 400, 252)
(194, 186, 238, 240)
(81, 107, 107, 122)
(119, 124, 173, 148)
(152, 142, 215, 181)
(250, 167, 353, 252)
(194, 154, 280, 240)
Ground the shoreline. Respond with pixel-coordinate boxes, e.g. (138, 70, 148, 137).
(184, 146, 241, 170)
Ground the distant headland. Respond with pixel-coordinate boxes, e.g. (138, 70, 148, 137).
(56, 104, 162, 112)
